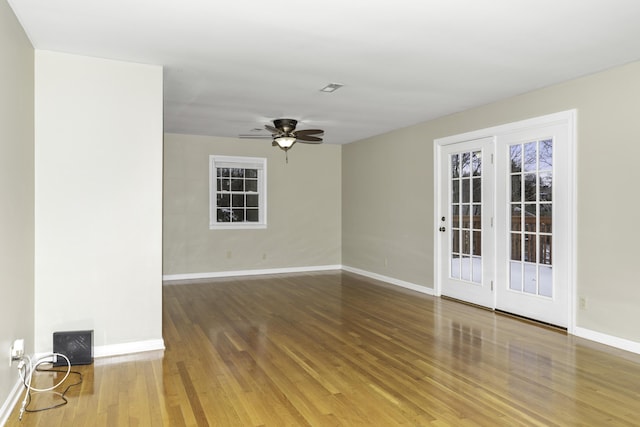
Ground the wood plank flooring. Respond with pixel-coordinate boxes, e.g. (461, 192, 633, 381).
(7, 271, 640, 426)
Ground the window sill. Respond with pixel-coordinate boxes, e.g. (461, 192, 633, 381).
(209, 223, 267, 230)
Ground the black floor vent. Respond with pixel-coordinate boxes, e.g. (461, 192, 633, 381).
(53, 330, 94, 366)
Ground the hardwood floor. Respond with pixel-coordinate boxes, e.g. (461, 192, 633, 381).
(7, 271, 640, 426)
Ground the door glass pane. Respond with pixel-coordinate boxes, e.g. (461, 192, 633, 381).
(510, 145, 522, 172)
(461, 152, 471, 177)
(472, 205, 481, 230)
(462, 205, 470, 228)
(472, 178, 481, 202)
(451, 254, 460, 279)
(539, 235, 552, 265)
(524, 204, 536, 232)
(511, 233, 521, 260)
(539, 203, 552, 232)
(461, 255, 471, 281)
(462, 179, 470, 203)
(524, 264, 537, 294)
(472, 231, 481, 256)
(472, 151, 482, 176)
(539, 172, 552, 201)
(452, 179, 460, 203)
(508, 140, 553, 297)
(510, 262, 522, 291)
(524, 142, 537, 172)
(511, 205, 521, 231)
(524, 174, 537, 201)
(452, 229, 460, 253)
(539, 140, 553, 170)
(539, 266, 553, 297)
(462, 230, 470, 254)
(452, 154, 460, 178)
(524, 233, 536, 263)
(472, 257, 482, 283)
(452, 205, 460, 228)
(511, 175, 521, 202)
(450, 151, 483, 284)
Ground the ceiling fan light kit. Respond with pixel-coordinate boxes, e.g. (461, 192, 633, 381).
(274, 136, 296, 149)
(241, 118, 325, 162)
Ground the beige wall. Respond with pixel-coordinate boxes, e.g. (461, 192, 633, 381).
(34, 51, 164, 353)
(164, 134, 341, 275)
(0, 0, 34, 413)
(343, 60, 640, 342)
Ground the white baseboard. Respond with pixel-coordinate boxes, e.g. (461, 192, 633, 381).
(164, 264, 435, 297)
(163, 265, 342, 282)
(573, 327, 640, 355)
(31, 339, 165, 362)
(342, 265, 435, 296)
(94, 339, 165, 358)
(0, 378, 23, 427)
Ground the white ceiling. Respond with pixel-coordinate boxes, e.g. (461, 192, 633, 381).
(8, 0, 640, 144)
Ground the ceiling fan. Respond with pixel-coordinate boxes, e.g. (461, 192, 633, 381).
(240, 118, 324, 161)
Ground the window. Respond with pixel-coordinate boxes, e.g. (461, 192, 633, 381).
(209, 155, 267, 229)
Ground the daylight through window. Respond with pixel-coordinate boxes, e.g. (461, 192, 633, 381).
(210, 156, 267, 229)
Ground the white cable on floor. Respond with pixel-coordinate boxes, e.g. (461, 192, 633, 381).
(16, 353, 71, 420)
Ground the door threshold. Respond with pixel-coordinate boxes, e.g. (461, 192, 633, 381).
(495, 309, 567, 333)
(441, 295, 493, 311)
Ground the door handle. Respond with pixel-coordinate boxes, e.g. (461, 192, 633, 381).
(439, 226, 446, 232)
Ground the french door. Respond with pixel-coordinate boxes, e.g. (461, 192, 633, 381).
(435, 112, 575, 328)
(494, 123, 571, 327)
(438, 138, 494, 308)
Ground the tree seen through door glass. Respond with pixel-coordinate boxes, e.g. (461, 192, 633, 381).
(461, 152, 471, 177)
(452, 154, 460, 178)
(472, 151, 482, 176)
(450, 150, 483, 285)
(508, 139, 553, 297)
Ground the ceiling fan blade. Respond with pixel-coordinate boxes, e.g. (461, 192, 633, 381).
(295, 129, 324, 137)
(296, 135, 323, 143)
(265, 125, 281, 134)
(238, 134, 273, 139)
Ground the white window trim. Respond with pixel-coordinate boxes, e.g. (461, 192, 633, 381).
(209, 155, 267, 230)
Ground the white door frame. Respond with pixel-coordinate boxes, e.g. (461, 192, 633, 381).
(433, 110, 577, 333)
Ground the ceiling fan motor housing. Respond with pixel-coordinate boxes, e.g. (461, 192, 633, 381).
(273, 118, 297, 135)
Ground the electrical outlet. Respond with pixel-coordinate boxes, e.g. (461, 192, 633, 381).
(579, 297, 587, 310)
(9, 339, 24, 366)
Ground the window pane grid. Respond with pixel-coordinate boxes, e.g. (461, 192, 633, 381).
(508, 139, 553, 297)
(216, 167, 260, 223)
(450, 151, 482, 284)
